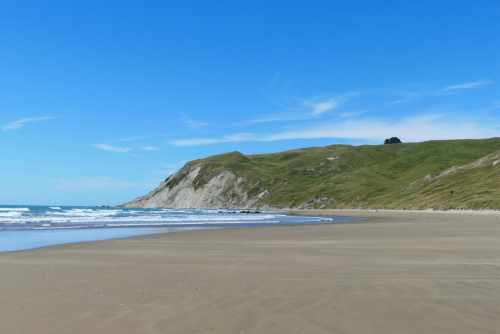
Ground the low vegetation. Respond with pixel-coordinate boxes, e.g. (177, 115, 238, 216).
(177, 138, 500, 210)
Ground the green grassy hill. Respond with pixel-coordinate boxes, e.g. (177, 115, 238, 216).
(180, 138, 500, 210)
(393, 149, 500, 210)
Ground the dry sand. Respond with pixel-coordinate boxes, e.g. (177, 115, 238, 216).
(0, 210, 498, 333)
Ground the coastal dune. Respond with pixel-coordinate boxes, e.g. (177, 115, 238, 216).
(0, 211, 498, 333)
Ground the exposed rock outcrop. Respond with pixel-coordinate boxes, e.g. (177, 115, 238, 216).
(405, 150, 500, 190)
(118, 162, 274, 209)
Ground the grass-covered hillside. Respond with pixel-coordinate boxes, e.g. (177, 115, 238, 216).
(174, 138, 500, 210)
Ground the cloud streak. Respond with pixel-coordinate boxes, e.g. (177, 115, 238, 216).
(171, 81, 495, 146)
(179, 113, 210, 129)
(438, 79, 492, 94)
(119, 134, 165, 141)
(95, 143, 131, 153)
(340, 111, 365, 118)
(1, 117, 55, 131)
(302, 98, 339, 115)
(237, 113, 317, 125)
(171, 114, 496, 146)
(238, 94, 356, 126)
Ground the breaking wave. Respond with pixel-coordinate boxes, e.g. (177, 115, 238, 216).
(0, 205, 328, 230)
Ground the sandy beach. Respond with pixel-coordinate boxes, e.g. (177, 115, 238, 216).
(0, 210, 498, 333)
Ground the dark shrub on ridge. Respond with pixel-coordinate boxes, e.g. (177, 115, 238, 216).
(384, 137, 402, 144)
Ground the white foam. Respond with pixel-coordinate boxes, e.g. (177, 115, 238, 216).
(104, 220, 286, 227)
(52, 209, 123, 217)
(0, 214, 317, 225)
(0, 207, 322, 229)
(0, 212, 23, 217)
(50, 207, 61, 210)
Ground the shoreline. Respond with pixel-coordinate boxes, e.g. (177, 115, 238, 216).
(288, 207, 500, 216)
(3, 207, 497, 254)
(0, 213, 361, 253)
(3, 207, 498, 253)
(0, 211, 498, 333)
(289, 208, 500, 220)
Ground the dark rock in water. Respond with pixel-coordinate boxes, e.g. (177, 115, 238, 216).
(384, 137, 402, 144)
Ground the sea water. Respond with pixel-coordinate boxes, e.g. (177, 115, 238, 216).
(0, 205, 361, 252)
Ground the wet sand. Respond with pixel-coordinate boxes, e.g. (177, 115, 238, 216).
(0, 210, 498, 333)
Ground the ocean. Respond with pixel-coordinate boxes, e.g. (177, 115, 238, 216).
(0, 205, 361, 252)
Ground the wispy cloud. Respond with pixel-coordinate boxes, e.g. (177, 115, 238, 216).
(340, 111, 365, 118)
(1, 117, 55, 131)
(141, 146, 160, 151)
(301, 98, 339, 115)
(171, 138, 231, 146)
(438, 79, 492, 94)
(238, 113, 314, 125)
(119, 134, 165, 141)
(172, 82, 495, 146)
(237, 93, 356, 126)
(171, 133, 254, 146)
(270, 73, 280, 83)
(179, 113, 210, 129)
(170, 114, 496, 146)
(57, 176, 153, 189)
(95, 143, 131, 153)
(384, 91, 424, 106)
(146, 120, 162, 128)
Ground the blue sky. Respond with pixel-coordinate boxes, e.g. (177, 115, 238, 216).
(1, 0, 499, 206)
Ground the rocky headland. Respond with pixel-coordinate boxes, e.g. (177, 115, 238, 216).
(119, 138, 500, 211)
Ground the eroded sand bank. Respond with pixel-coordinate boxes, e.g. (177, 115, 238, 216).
(0, 210, 498, 333)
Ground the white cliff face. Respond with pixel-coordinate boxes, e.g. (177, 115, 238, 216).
(118, 164, 274, 209)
